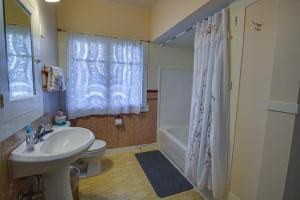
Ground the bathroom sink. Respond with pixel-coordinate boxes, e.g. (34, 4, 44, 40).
(10, 127, 95, 200)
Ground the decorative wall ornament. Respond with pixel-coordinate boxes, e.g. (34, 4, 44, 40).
(253, 21, 263, 31)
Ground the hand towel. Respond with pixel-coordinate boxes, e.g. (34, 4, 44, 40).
(45, 65, 66, 92)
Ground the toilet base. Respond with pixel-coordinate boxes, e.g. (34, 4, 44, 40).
(73, 145, 106, 178)
(76, 157, 102, 178)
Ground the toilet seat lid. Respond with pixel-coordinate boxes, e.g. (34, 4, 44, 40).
(88, 140, 106, 152)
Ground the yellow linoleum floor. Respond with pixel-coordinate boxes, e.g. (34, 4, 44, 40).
(79, 148, 203, 200)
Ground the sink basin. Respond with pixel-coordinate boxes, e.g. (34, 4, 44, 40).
(10, 127, 95, 200)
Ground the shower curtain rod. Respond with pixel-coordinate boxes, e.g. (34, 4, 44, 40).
(57, 28, 151, 43)
(159, 8, 224, 46)
(159, 24, 197, 46)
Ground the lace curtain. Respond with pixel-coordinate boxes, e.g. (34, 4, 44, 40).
(67, 33, 144, 119)
(185, 9, 229, 199)
(6, 25, 34, 100)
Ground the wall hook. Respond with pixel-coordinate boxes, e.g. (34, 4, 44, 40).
(253, 21, 263, 31)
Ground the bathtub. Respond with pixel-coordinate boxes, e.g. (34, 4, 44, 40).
(158, 126, 189, 172)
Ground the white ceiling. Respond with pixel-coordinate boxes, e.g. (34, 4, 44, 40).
(108, 0, 157, 9)
(164, 29, 195, 50)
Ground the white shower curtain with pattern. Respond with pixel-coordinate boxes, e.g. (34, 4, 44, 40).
(185, 8, 229, 200)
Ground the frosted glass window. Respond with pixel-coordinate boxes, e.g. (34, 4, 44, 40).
(67, 33, 143, 119)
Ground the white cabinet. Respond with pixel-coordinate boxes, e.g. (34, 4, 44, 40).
(0, 0, 43, 141)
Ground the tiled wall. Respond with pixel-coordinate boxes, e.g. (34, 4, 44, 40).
(72, 90, 158, 149)
(0, 120, 44, 200)
(0, 129, 24, 199)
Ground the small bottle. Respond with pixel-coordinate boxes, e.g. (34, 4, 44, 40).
(24, 125, 34, 152)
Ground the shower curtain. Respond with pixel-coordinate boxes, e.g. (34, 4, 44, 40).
(185, 8, 229, 200)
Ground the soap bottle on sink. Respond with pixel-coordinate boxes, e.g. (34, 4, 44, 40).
(24, 125, 35, 152)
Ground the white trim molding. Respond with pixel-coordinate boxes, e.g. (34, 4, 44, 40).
(105, 143, 158, 156)
(227, 192, 241, 200)
(267, 100, 299, 114)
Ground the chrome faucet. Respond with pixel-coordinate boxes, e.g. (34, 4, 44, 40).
(34, 124, 54, 144)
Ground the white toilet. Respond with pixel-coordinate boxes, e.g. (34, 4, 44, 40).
(53, 121, 107, 178)
(78, 139, 107, 177)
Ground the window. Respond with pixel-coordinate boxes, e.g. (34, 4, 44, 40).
(6, 25, 34, 100)
(67, 33, 144, 119)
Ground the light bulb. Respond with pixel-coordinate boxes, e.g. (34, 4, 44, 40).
(45, 0, 60, 2)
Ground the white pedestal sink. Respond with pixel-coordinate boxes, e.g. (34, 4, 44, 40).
(10, 127, 95, 200)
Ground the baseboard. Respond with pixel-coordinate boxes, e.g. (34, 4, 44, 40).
(227, 192, 240, 200)
(105, 143, 158, 155)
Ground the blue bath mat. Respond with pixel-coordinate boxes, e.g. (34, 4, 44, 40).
(135, 150, 193, 197)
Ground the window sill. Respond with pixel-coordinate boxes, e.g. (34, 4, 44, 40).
(141, 105, 149, 112)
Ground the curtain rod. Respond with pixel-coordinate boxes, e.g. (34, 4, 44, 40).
(159, 8, 224, 46)
(159, 24, 197, 47)
(8, 23, 29, 27)
(57, 28, 151, 43)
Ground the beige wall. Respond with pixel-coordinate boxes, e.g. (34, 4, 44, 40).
(56, 0, 151, 41)
(150, 0, 209, 40)
(56, 0, 211, 42)
(147, 43, 193, 89)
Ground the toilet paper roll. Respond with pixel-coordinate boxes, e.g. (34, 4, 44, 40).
(115, 118, 123, 126)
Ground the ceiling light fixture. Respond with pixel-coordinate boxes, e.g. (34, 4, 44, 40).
(45, 0, 60, 2)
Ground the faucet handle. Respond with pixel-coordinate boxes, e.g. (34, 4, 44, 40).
(35, 125, 45, 137)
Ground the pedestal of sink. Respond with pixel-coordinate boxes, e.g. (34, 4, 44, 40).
(9, 127, 95, 200)
(43, 166, 73, 200)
